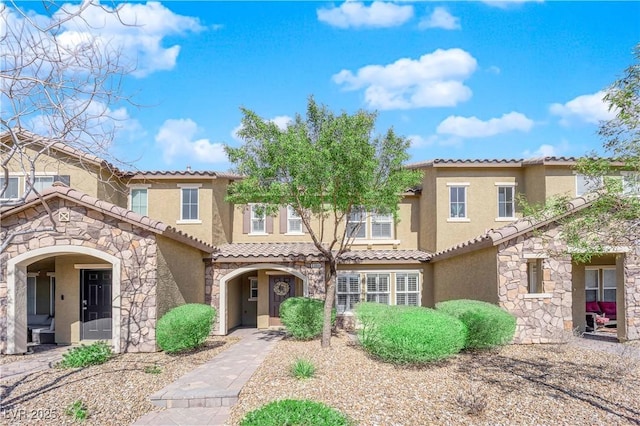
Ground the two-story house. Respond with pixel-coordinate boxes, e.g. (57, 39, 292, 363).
(1, 130, 639, 354)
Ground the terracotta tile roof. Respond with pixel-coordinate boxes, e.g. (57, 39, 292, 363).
(406, 156, 608, 169)
(431, 195, 596, 261)
(213, 242, 430, 263)
(0, 184, 214, 253)
(125, 170, 243, 180)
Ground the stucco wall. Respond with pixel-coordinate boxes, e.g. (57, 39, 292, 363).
(433, 247, 498, 304)
(624, 248, 640, 340)
(227, 276, 243, 330)
(156, 235, 206, 320)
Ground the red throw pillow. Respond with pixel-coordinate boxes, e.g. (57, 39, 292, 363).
(585, 301, 601, 313)
(598, 301, 616, 318)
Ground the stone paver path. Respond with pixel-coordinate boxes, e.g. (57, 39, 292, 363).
(0, 345, 68, 380)
(133, 328, 283, 426)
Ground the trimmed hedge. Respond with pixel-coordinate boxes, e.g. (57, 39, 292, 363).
(280, 297, 335, 340)
(241, 399, 351, 426)
(355, 302, 467, 364)
(156, 303, 216, 353)
(436, 299, 516, 349)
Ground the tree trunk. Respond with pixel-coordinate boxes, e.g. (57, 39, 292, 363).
(321, 261, 337, 348)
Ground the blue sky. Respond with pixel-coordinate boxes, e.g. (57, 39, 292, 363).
(12, 1, 640, 171)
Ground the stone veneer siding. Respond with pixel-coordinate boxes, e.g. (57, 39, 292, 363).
(1, 199, 159, 353)
(624, 247, 640, 340)
(497, 224, 574, 344)
(209, 261, 326, 334)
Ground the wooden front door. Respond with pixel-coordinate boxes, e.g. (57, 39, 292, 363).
(269, 275, 295, 325)
(81, 269, 112, 340)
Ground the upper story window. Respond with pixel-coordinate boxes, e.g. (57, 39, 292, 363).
(0, 176, 19, 199)
(576, 174, 602, 196)
(251, 204, 266, 234)
(178, 184, 200, 222)
(622, 172, 640, 195)
(449, 185, 467, 219)
(130, 187, 148, 216)
(347, 208, 394, 239)
(33, 176, 54, 192)
(497, 185, 516, 219)
(287, 206, 303, 233)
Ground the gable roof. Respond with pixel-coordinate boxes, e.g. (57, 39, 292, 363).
(430, 195, 596, 262)
(212, 242, 431, 263)
(0, 183, 214, 253)
(406, 157, 586, 169)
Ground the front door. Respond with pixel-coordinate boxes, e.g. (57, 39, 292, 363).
(269, 275, 295, 326)
(81, 269, 112, 340)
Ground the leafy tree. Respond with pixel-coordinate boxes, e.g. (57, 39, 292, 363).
(225, 97, 422, 347)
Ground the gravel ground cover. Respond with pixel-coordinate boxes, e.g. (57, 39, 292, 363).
(1, 336, 238, 425)
(229, 332, 640, 426)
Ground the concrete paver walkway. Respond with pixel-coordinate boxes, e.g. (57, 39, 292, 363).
(0, 345, 68, 380)
(133, 328, 283, 426)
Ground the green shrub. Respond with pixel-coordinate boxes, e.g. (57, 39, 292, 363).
(144, 364, 162, 375)
(279, 297, 335, 340)
(290, 358, 316, 379)
(65, 400, 88, 422)
(156, 304, 216, 353)
(436, 299, 516, 349)
(240, 399, 351, 426)
(355, 302, 467, 364)
(58, 341, 112, 368)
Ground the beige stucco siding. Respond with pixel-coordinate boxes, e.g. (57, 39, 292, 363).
(156, 236, 206, 320)
(544, 167, 577, 198)
(522, 165, 547, 206)
(432, 247, 499, 304)
(420, 168, 437, 252)
(227, 276, 243, 330)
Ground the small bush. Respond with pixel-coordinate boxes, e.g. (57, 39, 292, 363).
(436, 299, 516, 349)
(65, 400, 88, 422)
(279, 297, 335, 340)
(241, 399, 351, 426)
(156, 304, 216, 353)
(58, 341, 112, 368)
(355, 302, 467, 364)
(144, 364, 162, 375)
(291, 358, 316, 379)
(456, 383, 488, 416)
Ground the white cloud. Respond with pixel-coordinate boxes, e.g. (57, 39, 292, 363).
(549, 91, 616, 126)
(418, 7, 460, 30)
(487, 65, 501, 74)
(333, 48, 477, 110)
(436, 112, 534, 138)
(50, 1, 203, 77)
(156, 119, 227, 164)
(317, 1, 413, 29)
(482, 0, 544, 9)
(522, 139, 571, 158)
(231, 115, 293, 142)
(408, 134, 462, 148)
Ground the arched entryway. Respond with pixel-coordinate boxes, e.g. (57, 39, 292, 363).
(6, 246, 121, 354)
(219, 264, 309, 335)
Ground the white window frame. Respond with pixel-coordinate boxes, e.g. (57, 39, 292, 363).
(250, 204, 267, 234)
(336, 274, 361, 313)
(448, 183, 469, 221)
(496, 183, 516, 220)
(129, 185, 150, 216)
(395, 273, 420, 306)
(365, 273, 390, 305)
(0, 175, 20, 200)
(248, 277, 258, 301)
(527, 259, 542, 294)
(371, 211, 394, 239)
(177, 184, 201, 223)
(576, 174, 603, 196)
(33, 176, 54, 192)
(27, 275, 37, 316)
(49, 275, 56, 317)
(347, 207, 366, 239)
(287, 205, 303, 234)
(585, 266, 616, 303)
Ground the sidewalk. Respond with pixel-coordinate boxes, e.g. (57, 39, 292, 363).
(133, 328, 283, 426)
(0, 345, 67, 380)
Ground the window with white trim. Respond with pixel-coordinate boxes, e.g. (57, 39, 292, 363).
(395, 273, 419, 306)
(181, 187, 199, 220)
(449, 186, 467, 218)
(337, 274, 360, 313)
(251, 204, 266, 233)
(527, 259, 542, 293)
(27, 276, 36, 315)
(497, 186, 515, 218)
(249, 277, 258, 301)
(576, 174, 602, 196)
(586, 267, 616, 302)
(33, 176, 54, 192)
(347, 208, 366, 238)
(287, 206, 303, 233)
(0, 176, 19, 199)
(366, 273, 390, 304)
(371, 211, 393, 239)
(130, 188, 148, 216)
